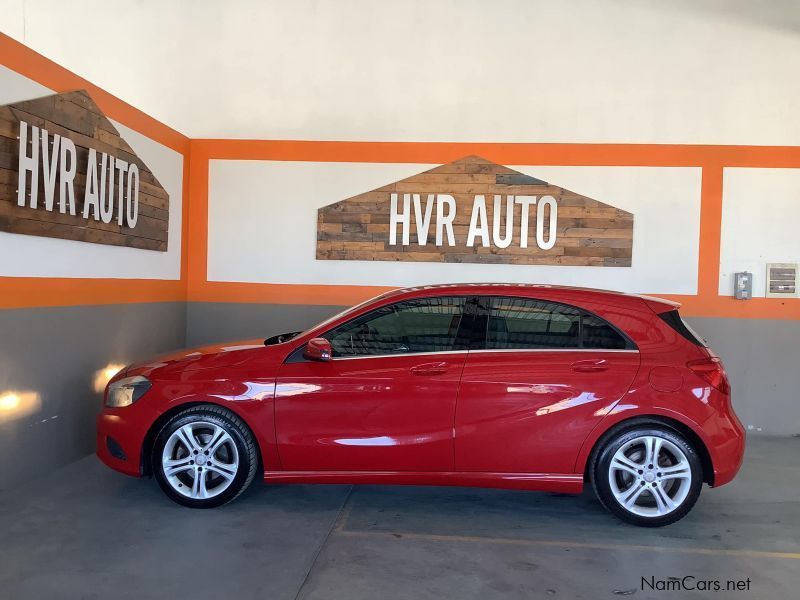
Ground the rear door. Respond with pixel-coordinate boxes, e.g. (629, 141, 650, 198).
(455, 296, 640, 475)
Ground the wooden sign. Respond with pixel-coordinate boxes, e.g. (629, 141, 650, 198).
(0, 90, 169, 251)
(317, 156, 632, 266)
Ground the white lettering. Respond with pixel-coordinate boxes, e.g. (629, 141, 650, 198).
(412, 194, 435, 246)
(514, 195, 537, 248)
(99, 153, 114, 224)
(126, 163, 140, 228)
(389, 192, 411, 246)
(466, 195, 490, 247)
(536, 195, 558, 250)
(492, 195, 514, 249)
(59, 137, 77, 215)
(115, 158, 128, 225)
(40, 129, 61, 211)
(435, 194, 456, 246)
(83, 149, 100, 219)
(17, 121, 39, 208)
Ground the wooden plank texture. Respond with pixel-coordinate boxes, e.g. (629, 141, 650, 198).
(0, 90, 169, 251)
(317, 155, 633, 267)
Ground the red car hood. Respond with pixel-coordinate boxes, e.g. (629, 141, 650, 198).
(123, 339, 265, 376)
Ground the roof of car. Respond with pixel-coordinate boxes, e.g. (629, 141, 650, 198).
(380, 283, 679, 309)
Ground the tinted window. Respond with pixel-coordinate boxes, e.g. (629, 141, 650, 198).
(659, 310, 707, 347)
(486, 297, 580, 349)
(326, 297, 467, 357)
(581, 313, 628, 349)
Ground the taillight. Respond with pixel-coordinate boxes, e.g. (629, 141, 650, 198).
(687, 357, 730, 394)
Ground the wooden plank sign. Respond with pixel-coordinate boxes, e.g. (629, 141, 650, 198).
(0, 90, 169, 251)
(317, 156, 633, 266)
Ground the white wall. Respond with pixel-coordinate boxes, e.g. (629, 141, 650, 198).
(208, 160, 701, 295)
(2, 0, 800, 144)
(719, 168, 800, 297)
(0, 67, 183, 280)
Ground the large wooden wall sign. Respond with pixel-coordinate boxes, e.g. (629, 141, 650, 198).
(318, 156, 633, 266)
(0, 90, 169, 251)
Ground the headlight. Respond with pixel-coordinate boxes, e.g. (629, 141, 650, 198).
(105, 376, 151, 408)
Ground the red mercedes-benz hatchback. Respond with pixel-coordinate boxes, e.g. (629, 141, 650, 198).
(97, 284, 744, 526)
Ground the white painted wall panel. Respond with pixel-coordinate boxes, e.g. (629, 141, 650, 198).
(719, 168, 800, 297)
(208, 160, 701, 295)
(0, 67, 183, 280)
(2, 0, 800, 144)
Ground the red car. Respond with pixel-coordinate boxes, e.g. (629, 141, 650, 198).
(97, 284, 745, 526)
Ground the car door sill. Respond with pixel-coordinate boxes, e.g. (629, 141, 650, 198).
(262, 470, 584, 493)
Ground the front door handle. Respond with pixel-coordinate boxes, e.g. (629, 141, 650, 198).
(571, 359, 609, 373)
(410, 362, 449, 376)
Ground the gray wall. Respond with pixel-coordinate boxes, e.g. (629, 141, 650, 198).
(186, 302, 346, 347)
(686, 317, 800, 437)
(187, 303, 800, 437)
(0, 302, 186, 490)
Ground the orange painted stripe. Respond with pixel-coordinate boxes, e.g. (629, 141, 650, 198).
(696, 166, 724, 297)
(195, 139, 800, 168)
(0, 278, 185, 310)
(0, 33, 189, 154)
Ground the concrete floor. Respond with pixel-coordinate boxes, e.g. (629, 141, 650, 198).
(1, 436, 798, 600)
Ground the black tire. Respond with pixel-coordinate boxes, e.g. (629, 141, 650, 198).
(591, 425, 703, 527)
(152, 405, 258, 508)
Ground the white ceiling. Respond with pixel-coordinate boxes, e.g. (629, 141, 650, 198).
(2, 0, 800, 144)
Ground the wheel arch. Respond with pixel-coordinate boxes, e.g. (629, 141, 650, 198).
(581, 414, 714, 486)
(139, 400, 263, 477)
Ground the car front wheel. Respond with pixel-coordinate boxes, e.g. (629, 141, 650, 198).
(152, 405, 258, 508)
(592, 426, 703, 526)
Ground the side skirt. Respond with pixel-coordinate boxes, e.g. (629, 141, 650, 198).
(263, 470, 584, 493)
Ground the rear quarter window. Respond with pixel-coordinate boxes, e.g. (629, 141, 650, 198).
(658, 310, 707, 347)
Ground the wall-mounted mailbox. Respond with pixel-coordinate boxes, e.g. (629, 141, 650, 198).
(734, 272, 752, 300)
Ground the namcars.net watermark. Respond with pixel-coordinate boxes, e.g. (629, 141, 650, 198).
(642, 576, 752, 593)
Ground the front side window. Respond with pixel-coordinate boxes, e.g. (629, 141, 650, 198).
(325, 297, 468, 357)
(486, 297, 580, 349)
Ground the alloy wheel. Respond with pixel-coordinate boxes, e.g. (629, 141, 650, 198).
(161, 421, 240, 500)
(607, 434, 693, 517)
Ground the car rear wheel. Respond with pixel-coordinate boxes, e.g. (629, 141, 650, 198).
(592, 426, 703, 526)
(152, 405, 258, 508)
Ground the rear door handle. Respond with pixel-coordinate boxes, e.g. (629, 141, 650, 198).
(410, 362, 449, 376)
(571, 359, 609, 373)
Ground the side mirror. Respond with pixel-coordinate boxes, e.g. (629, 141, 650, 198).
(304, 338, 332, 362)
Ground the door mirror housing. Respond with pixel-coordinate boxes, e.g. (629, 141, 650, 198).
(304, 338, 333, 362)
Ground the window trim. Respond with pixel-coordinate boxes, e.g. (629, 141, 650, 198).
(290, 295, 475, 361)
(474, 295, 638, 352)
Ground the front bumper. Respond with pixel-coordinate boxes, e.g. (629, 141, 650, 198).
(96, 408, 153, 477)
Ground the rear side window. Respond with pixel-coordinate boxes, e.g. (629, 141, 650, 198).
(581, 313, 628, 349)
(484, 297, 634, 350)
(659, 310, 707, 347)
(486, 298, 581, 349)
(325, 296, 468, 357)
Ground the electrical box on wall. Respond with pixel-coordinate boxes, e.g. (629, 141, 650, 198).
(734, 272, 752, 300)
(766, 263, 798, 298)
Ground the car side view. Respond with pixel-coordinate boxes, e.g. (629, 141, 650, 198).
(97, 284, 745, 526)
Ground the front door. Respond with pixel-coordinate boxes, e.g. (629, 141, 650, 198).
(455, 296, 640, 475)
(275, 296, 472, 472)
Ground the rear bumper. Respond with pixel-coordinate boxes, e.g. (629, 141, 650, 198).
(703, 407, 746, 487)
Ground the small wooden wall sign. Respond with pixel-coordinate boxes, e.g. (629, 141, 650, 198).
(317, 156, 633, 266)
(0, 90, 169, 251)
